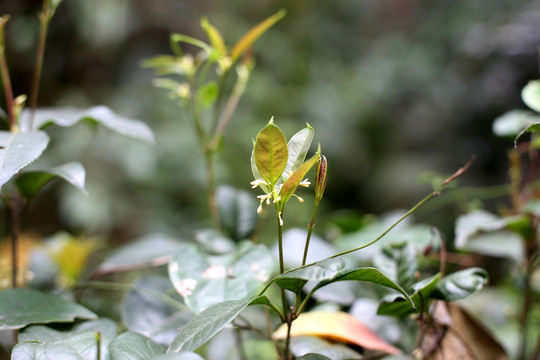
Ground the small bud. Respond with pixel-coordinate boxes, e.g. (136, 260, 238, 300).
(315, 155, 327, 203)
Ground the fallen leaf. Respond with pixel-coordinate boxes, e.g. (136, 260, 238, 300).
(273, 311, 401, 355)
(424, 301, 507, 360)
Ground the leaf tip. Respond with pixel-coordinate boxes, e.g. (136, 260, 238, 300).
(200, 16, 209, 28)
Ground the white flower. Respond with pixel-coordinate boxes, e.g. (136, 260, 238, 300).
(299, 178, 311, 187)
(250, 179, 268, 189)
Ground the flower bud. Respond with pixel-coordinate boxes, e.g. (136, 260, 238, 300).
(315, 155, 327, 203)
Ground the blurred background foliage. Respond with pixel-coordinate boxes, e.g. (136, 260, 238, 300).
(0, 0, 539, 245)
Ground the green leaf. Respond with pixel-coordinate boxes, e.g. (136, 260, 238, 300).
(122, 275, 192, 345)
(253, 119, 288, 187)
(140, 56, 187, 76)
(109, 331, 165, 360)
(168, 242, 273, 313)
(455, 210, 524, 263)
(492, 110, 539, 137)
(522, 79, 540, 113)
(250, 148, 271, 193)
(279, 149, 320, 205)
(309, 267, 412, 306)
(296, 354, 332, 360)
(243, 340, 279, 360)
(335, 213, 435, 262)
(153, 353, 206, 360)
(12, 331, 108, 360)
(514, 122, 540, 148)
(283, 124, 314, 179)
(29, 106, 155, 144)
(0, 130, 49, 191)
(201, 17, 227, 57)
(433, 268, 488, 301)
(167, 296, 270, 353)
(291, 336, 361, 360)
(16, 161, 87, 199)
(95, 234, 183, 275)
(274, 258, 346, 292)
(0, 288, 96, 330)
(19, 318, 117, 344)
(230, 9, 286, 63)
(195, 229, 236, 254)
(216, 185, 258, 241)
(377, 273, 440, 317)
(198, 81, 219, 108)
(373, 242, 417, 291)
(170, 33, 213, 55)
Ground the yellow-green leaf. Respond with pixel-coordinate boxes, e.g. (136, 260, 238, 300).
(230, 9, 286, 63)
(201, 17, 227, 57)
(254, 119, 288, 187)
(273, 312, 401, 355)
(280, 147, 320, 205)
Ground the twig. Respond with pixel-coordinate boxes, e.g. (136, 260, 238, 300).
(258, 157, 476, 296)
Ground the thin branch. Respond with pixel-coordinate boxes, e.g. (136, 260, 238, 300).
(259, 157, 475, 296)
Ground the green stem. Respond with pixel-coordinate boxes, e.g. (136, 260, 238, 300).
(258, 157, 474, 296)
(276, 208, 287, 312)
(28, 0, 52, 130)
(326, 157, 473, 260)
(276, 206, 291, 360)
(95, 331, 102, 360)
(188, 74, 220, 229)
(296, 286, 316, 316)
(517, 219, 538, 360)
(295, 202, 319, 312)
(212, 68, 230, 132)
(414, 183, 513, 217)
(210, 66, 250, 151)
(9, 192, 23, 287)
(205, 152, 220, 229)
(301, 203, 319, 266)
(266, 300, 285, 322)
(327, 189, 439, 259)
(234, 327, 246, 360)
(75, 280, 188, 312)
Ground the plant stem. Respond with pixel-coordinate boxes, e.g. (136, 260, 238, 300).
(210, 66, 249, 150)
(276, 207, 291, 360)
(301, 203, 319, 267)
(205, 151, 220, 230)
(28, 0, 52, 130)
(258, 157, 474, 294)
(295, 202, 319, 312)
(188, 73, 221, 230)
(285, 313, 293, 360)
(95, 331, 102, 360)
(276, 208, 287, 313)
(0, 16, 16, 132)
(9, 193, 23, 287)
(328, 157, 474, 260)
(518, 268, 531, 360)
(517, 218, 538, 360)
(234, 327, 246, 360)
(212, 68, 230, 132)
